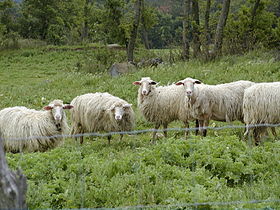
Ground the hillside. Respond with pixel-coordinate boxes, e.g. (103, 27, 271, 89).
(1, 46, 280, 209)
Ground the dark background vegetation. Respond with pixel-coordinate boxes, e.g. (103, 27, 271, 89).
(0, 0, 279, 57)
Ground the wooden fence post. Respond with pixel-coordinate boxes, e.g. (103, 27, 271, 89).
(0, 137, 27, 209)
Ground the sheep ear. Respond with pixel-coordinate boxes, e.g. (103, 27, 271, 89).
(133, 81, 141, 85)
(123, 104, 132, 108)
(44, 105, 53, 110)
(108, 105, 115, 111)
(176, 81, 184, 86)
(150, 81, 157, 85)
(63, 104, 74, 109)
(194, 80, 202, 84)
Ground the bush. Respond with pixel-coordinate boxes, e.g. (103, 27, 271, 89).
(224, 3, 280, 54)
(0, 30, 20, 49)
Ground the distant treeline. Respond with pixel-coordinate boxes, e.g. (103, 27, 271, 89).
(0, 0, 279, 58)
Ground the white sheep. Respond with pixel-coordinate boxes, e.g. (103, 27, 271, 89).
(176, 78, 255, 136)
(133, 77, 196, 140)
(0, 100, 73, 153)
(243, 82, 279, 145)
(70, 93, 135, 144)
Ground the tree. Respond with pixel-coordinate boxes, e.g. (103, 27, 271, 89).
(0, 0, 16, 34)
(141, 0, 149, 49)
(81, 0, 91, 41)
(203, 0, 211, 60)
(211, 0, 231, 58)
(191, 0, 201, 57)
(103, 0, 127, 44)
(140, 0, 157, 49)
(0, 138, 27, 209)
(127, 0, 143, 62)
(243, 0, 261, 50)
(182, 0, 191, 60)
(20, 0, 86, 44)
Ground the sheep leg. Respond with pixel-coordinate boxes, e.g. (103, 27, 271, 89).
(152, 123, 161, 140)
(243, 124, 250, 141)
(163, 123, 168, 138)
(184, 121, 189, 139)
(253, 128, 261, 146)
(195, 120, 199, 136)
(71, 123, 84, 144)
(80, 136, 84, 144)
(107, 135, 112, 144)
(202, 120, 209, 137)
(198, 120, 203, 136)
(198, 119, 209, 137)
(120, 134, 124, 140)
(271, 127, 277, 138)
(79, 128, 85, 144)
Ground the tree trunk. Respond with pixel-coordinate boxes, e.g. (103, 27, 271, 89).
(243, 0, 261, 50)
(203, 0, 211, 60)
(81, 0, 90, 41)
(182, 0, 191, 60)
(0, 138, 27, 209)
(141, 28, 150, 49)
(141, 0, 150, 49)
(191, 0, 201, 58)
(211, 0, 231, 59)
(127, 0, 143, 62)
(141, 1, 150, 49)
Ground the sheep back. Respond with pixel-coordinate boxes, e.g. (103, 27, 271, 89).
(243, 82, 280, 125)
(70, 93, 135, 134)
(138, 84, 190, 125)
(191, 80, 254, 122)
(0, 106, 69, 153)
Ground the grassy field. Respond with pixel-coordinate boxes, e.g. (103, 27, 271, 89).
(1, 45, 280, 209)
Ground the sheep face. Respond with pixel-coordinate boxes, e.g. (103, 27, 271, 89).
(176, 78, 202, 98)
(44, 102, 73, 127)
(133, 77, 157, 96)
(109, 103, 132, 121)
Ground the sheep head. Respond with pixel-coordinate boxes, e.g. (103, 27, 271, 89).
(108, 103, 132, 121)
(133, 77, 157, 96)
(176, 77, 202, 98)
(44, 100, 74, 128)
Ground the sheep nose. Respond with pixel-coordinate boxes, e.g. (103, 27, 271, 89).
(186, 91, 192, 95)
(115, 115, 122, 120)
(55, 115, 61, 121)
(142, 90, 147, 95)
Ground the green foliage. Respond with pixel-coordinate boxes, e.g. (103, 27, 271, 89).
(6, 136, 280, 208)
(74, 47, 127, 74)
(0, 0, 20, 49)
(1, 46, 280, 209)
(224, 0, 280, 54)
(148, 10, 182, 48)
(20, 0, 86, 45)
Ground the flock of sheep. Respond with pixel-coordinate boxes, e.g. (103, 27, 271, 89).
(0, 76, 279, 153)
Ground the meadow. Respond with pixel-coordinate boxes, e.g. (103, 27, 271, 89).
(1, 45, 280, 209)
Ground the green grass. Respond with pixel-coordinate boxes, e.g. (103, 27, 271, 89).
(1, 45, 280, 209)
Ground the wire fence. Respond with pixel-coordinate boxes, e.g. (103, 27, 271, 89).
(2, 122, 280, 141)
(2, 123, 280, 209)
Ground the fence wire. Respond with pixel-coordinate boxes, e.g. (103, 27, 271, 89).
(2, 122, 280, 142)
